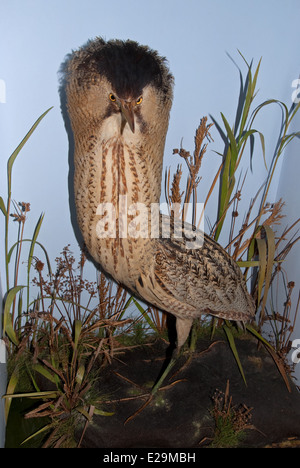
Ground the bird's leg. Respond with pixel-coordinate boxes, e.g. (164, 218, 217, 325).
(176, 317, 194, 350)
(151, 317, 193, 395)
(189, 319, 200, 353)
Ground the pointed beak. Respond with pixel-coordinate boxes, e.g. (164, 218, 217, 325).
(120, 100, 135, 133)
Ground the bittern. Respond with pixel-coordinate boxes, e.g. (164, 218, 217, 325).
(64, 38, 255, 391)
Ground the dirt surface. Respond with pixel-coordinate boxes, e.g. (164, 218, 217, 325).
(78, 336, 300, 448)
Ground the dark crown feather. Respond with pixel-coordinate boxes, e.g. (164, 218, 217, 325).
(68, 37, 174, 100)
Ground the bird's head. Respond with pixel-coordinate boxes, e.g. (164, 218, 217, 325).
(65, 38, 174, 139)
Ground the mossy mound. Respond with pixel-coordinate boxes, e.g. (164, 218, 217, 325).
(78, 336, 300, 448)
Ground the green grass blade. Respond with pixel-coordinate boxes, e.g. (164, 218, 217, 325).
(71, 319, 82, 366)
(239, 68, 253, 134)
(77, 406, 93, 421)
(110, 296, 133, 332)
(17, 287, 23, 339)
(94, 408, 115, 416)
(246, 324, 291, 392)
(7, 238, 52, 275)
(4, 366, 19, 422)
(281, 131, 300, 151)
(251, 57, 262, 96)
(215, 146, 232, 241)
(223, 322, 247, 386)
(257, 130, 267, 170)
(73, 319, 82, 351)
(250, 99, 288, 133)
(75, 364, 85, 385)
(3, 390, 59, 399)
(132, 297, 157, 332)
(26, 364, 42, 392)
(245, 324, 272, 348)
(3, 285, 25, 345)
(237, 260, 260, 268)
(261, 226, 275, 315)
(25, 212, 45, 308)
(256, 237, 267, 309)
(33, 364, 58, 385)
(288, 101, 300, 126)
(0, 196, 7, 216)
(20, 422, 56, 446)
(27, 213, 45, 272)
(221, 113, 238, 167)
(239, 128, 267, 170)
(7, 107, 53, 198)
(238, 56, 261, 136)
(264, 225, 276, 276)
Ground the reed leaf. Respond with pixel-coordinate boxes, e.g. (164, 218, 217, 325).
(94, 408, 115, 416)
(3, 390, 59, 399)
(17, 287, 23, 339)
(214, 56, 262, 241)
(33, 364, 58, 385)
(256, 237, 267, 308)
(288, 101, 300, 125)
(20, 423, 57, 446)
(238, 54, 262, 136)
(221, 113, 238, 167)
(247, 235, 257, 262)
(3, 285, 24, 345)
(75, 364, 85, 385)
(261, 226, 275, 314)
(77, 406, 93, 421)
(245, 324, 291, 392)
(237, 260, 260, 268)
(73, 319, 82, 351)
(216, 146, 233, 241)
(4, 107, 52, 291)
(4, 366, 19, 422)
(27, 212, 45, 306)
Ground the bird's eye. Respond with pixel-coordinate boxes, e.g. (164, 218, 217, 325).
(136, 96, 143, 105)
(109, 93, 116, 102)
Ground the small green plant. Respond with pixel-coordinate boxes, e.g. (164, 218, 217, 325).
(210, 381, 253, 447)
